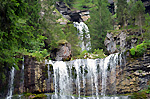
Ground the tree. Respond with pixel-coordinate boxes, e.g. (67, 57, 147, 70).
(128, 0, 136, 26)
(116, 0, 128, 27)
(40, 0, 81, 56)
(89, 0, 113, 52)
(143, 13, 150, 40)
(40, 0, 65, 51)
(130, 0, 145, 36)
(0, 0, 45, 83)
(72, 0, 94, 10)
(63, 24, 81, 56)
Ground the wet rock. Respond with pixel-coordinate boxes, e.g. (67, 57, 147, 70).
(23, 56, 54, 93)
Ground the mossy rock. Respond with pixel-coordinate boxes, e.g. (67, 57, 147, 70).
(57, 39, 68, 45)
(131, 91, 147, 99)
(24, 93, 47, 99)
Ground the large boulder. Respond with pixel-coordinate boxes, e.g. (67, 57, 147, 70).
(51, 40, 72, 61)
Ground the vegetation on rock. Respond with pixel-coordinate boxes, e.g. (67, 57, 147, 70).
(130, 40, 150, 57)
(0, 0, 150, 97)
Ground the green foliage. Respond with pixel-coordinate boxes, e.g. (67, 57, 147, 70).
(143, 13, 150, 40)
(24, 93, 47, 99)
(33, 94, 47, 99)
(30, 49, 49, 61)
(77, 49, 106, 59)
(80, 50, 88, 57)
(57, 39, 68, 45)
(89, 0, 113, 52)
(72, 0, 94, 10)
(93, 49, 106, 58)
(0, 0, 47, 83)
(130, 48, 136, 55)
(130, 0, 145, 29)
(131, 91, 147, 99)
(63, 24, 81, 56)
(116, 0, 128, 27)
(40, 0, 65, 51)
(130, 40, 150, 57)
(131, 84, 150, 99)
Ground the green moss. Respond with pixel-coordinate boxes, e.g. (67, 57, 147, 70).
(57, 39, 68, 45)
(23, 93, 47, 99)
(127, 76, 130, 80)
(24, 93, 35, 97)
(131, 91, 147, 99)
(138, 70, 143, 73)
(33, 94, 47, 99)
(44, 64, 48, 79)
(116, 45, 120, 49)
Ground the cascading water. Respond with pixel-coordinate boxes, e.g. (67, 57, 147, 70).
(20, 56, 24, 93)
(45, 53, 129, 99)
(5, 53, 129, 99)
(100, 53, 119, 96)
(87, 59, 99, 98)
(6, 67, 15, 99)
(73, 22, 91, 51)
(74, 60, 81, 98)
(6, 57, 25, 99)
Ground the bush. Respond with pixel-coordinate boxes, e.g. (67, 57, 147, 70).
(130, 40, 150, 57)
(93, 49, 106, 59)
(130, 48, 135, 56)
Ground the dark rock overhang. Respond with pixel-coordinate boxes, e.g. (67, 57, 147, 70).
(55, 1, 87, 22)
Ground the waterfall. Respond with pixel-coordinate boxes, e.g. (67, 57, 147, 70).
(73, 22, 91, 51)
(20, 56, 24, 93)
(74, 60, 81, 98)
(6, 67, 15, 99)
(100, 53, 119, 96)
(87, 59, 99, 98)
(101, 54, 112, 96)
(44, 53, 126, 99)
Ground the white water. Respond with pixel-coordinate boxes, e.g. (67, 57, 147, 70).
(6, 53, 129, 99)
(73, 22, 91, 51)
(101, 54, 113, 96)
(44, 53, 126, 99)
(74, 60, 81, 98)
(20, 56, 24, 93)
(6, 67, 15, 99)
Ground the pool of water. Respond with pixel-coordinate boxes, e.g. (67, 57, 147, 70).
(46, 94, 130, 99)
(5, 94, 131, 99)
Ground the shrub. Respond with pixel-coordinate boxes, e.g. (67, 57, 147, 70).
(130, 40, 150, 57)
(130, 48, 135, 56)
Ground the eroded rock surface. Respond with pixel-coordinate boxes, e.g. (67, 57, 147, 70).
(105, 29, 143, 54)
(50, 40, 72, 61)
(55, 1, 90, 23)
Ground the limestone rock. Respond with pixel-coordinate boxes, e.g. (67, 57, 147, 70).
(105, 29, 143, 54)
(51, 40, 72, 61)
(55, 1, 90, 22)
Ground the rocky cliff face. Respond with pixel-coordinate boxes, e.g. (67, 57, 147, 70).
(55, 1, 90, 23)
(104, 28, 150, 94)
(18, 51, 150, 95)
(105, 29, 143, 54)
(1, 51, 149, 97)
(115, 50, 150, 94)
(23, 56, 54, 93)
